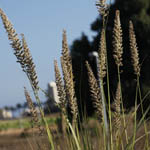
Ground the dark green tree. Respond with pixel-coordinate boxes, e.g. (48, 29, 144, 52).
(71, 33, 94, 117)
(71, 0, 150, 115)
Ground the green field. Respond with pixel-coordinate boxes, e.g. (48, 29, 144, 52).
(0, 115, 59, 131)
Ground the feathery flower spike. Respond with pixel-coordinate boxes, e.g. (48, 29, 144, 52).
(98, 28, 107, 79)
(61, 57, 78, 125)
(0, 8, 39, 90)
(24, 87, 44, 136)
(86, 61, 103, 121)
(113, 10, 123, 67)
(96, 0, 109, 17)
(129, 21, 140, 76)
(54, 60, 67, 112)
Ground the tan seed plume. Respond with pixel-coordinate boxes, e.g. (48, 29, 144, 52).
(114, 83, 121, 130)
(61, 30, 78, 126)
(113, 10, 123, 67)
(21, 34, 39, 90)
(96, 0, 109, 17)
(62, 30, 72, 72)
(61, 57, 78, 125)
(24, 87, 44, 136)
(86, 61, 103, 121)
(129, 21, 140, 76)
(98, 28, 107, 79)
(0, 8, 39, 90)
(61, 30, 74, 94)
(0, 8, 23, 67)
(54, 60, 67, 113)
(54, 60, 67, 134)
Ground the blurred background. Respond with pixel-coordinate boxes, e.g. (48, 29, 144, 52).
(0, 0, 150, 119)
(0, 0, 100, 111)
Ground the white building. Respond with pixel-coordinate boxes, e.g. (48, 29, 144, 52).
(48, 81, 59, 104)
(46, 81, 60, 112)
(0, 109, 13, 119)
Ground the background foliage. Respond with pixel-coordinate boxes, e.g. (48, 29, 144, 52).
(71, 0, 150, 117)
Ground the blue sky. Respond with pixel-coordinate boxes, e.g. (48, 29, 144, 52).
(0, 0, 111, 108)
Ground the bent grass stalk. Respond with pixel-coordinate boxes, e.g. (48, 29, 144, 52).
(0, 8, 55, 150)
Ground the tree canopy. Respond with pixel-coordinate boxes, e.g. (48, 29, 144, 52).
(71, 0, 150, 116)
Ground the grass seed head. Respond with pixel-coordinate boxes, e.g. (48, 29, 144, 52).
(61, 57, 78, 125)
(113, 10, 123, 67)
(54, 60, 67, 114)
(0, 8, 23, 66)
(0, 8, 39, 90)
(62, 30, 72, 70)
(24, 87, 44, 136)
(21, 34, 39, 90)
(86, 61, 103, 122)
(96, 0, 109, 17)
(129, 21, 140, 76)
(98, 28, 107, 79)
